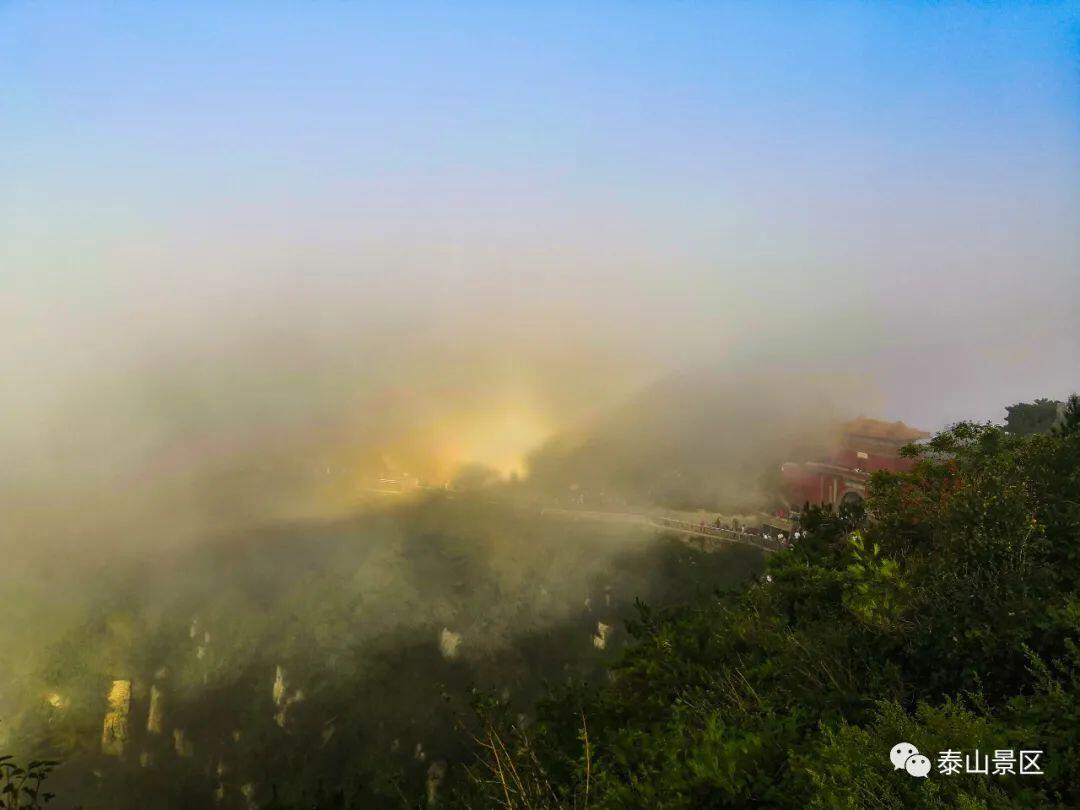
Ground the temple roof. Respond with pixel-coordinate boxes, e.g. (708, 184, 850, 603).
(840, 418, 930, 444)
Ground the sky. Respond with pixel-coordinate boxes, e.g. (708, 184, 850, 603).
(2, 1, 1079, 534)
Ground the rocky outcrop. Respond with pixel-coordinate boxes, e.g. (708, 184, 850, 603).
(146, 685, 165, 735)
(272, 665, 304, 727)
(426, 760, 447, 806)
(272, 666, 286, 706)
(592, 621, 612, 650)
(173, 728, 194, 758)
(101, 679, 132, 756)
(439, 628, 462, 660)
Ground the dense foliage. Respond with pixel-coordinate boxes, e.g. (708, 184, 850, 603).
(1004, 399, 1064, 437)
(452, 407, 1080, 808)
(0, 757, 57, 809)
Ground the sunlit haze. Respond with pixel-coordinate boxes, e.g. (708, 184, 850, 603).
(2, 3, 1079, 806)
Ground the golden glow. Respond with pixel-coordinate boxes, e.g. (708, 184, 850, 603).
(351, 405, 552, 489)
(443, 409, 550, 478)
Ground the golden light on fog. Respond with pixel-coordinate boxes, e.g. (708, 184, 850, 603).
(346, 405, 552, 495)
(445, 409, 550, 478)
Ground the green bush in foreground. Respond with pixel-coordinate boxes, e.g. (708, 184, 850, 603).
(452, 404, 1080, 808)
(0, 757, 58, 809)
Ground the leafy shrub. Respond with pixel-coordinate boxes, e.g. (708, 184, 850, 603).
(0, 757, 58, 810)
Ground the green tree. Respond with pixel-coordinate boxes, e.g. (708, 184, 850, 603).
(1005, 399, 1062, 436)
(1052, 393, 1080, 438)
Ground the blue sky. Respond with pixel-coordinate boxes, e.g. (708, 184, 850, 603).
(2, 1, 1079, 430)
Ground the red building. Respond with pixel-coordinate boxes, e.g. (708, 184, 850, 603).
(781, 418, 929, 509)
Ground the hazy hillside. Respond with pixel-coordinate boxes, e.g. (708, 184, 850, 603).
(526, 370, 841, 512)
(4, 495, 765, 808)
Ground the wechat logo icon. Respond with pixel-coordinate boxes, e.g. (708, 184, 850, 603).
(890, 742, 930, 777)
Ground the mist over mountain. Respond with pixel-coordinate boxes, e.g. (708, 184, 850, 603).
(3, 492, 765, 808)
(526, 368, 846, 512)
(3, 1, 1077, 806)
